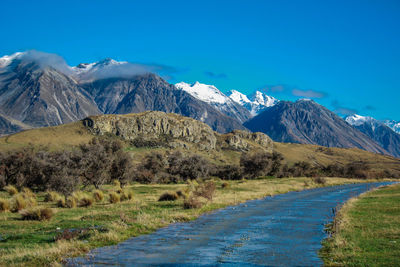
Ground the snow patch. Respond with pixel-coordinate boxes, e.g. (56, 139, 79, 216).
(175, 81, 228, 104)
(0, 52, 25, 68)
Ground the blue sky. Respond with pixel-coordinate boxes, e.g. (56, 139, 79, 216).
(1, 0, 399, 120)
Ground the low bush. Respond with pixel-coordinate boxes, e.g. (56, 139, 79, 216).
(221, 182, 229, 189)
(4, 185, 18, 196)
(20, 207, 54, 221)
(109, 192, 120, 204)
(193, 181, 216, 201)
(0, 198, 9, 212)
(312, 177, 327, 185)
(158, 192, 179, 201)
(215, 165, 242, 180)
(93, 190, 104, 202)
(183, 197, 204, 209)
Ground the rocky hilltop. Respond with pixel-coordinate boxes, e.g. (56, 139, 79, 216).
(83, 111, 273, 152)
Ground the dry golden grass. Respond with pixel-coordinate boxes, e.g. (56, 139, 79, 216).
(0, 121, 93, 151)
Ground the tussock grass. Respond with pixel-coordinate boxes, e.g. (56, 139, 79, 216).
(320, 183, 400, 266)
(0, 198, 9, 212)
(109, 192, 120, 204)
(78, 197, 94, 208)
(93, 190, 104, 202)
(4, 185, 18, 196)
(44, 191, 62, 202)
(11, 194, 26, 212)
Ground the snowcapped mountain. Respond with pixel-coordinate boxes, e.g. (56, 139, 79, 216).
(175, 82, 251, 123)
(384, 120, 400, 134)
(345, 114, 400, 158)
(228, 90, 278, 116)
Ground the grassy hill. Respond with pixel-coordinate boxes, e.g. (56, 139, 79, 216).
(1, 112, 400, 177)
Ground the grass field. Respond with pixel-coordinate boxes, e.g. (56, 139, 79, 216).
(320, 183, 400, 266)
(0, 177, 386, 266)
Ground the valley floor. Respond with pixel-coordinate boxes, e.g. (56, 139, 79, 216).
(0, 177, 394, 266)
(320, 183, 400, 266)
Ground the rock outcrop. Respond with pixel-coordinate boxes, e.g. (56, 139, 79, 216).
(220, 130, 273, 152)
(83, 111, 273, 152)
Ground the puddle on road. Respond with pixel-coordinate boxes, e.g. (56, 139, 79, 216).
(67, 182, 394, 266)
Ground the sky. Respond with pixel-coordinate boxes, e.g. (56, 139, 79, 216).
(1, 0, 399, 121)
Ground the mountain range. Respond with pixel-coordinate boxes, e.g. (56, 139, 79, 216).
(0, 51, 245, 134)
(1, 51, 399, 158)
(345, 114, 400, 157)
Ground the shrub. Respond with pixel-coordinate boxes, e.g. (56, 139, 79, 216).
(193, 181, 216, 201)
(109, 192, 120, 204)
(78, 196, 94, 207)
(221, 182, 229, 189)
(93, 190, 104, 202)
(214, 165, 242, 180)
(168, 153, 210, 181)
(183, 197, 204, 209)
(20, 207, 54, 221)
(134, 169, 156, 184)
(12, 194, 26, 212)
(312, 177, 327, 185)
(240, 151, 273, 178)
(44, 191, 62, 202)
(158, 192, 179, 201)
(4, 185, 18, 196)
(0, 198, 9, 212)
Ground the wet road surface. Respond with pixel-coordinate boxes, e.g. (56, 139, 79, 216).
(67, 182, 394, 266)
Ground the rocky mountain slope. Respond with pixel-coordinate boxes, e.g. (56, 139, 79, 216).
(0, 52, 101, 131)
(346, 114, 400, 158)
(244, 99, 388, 155)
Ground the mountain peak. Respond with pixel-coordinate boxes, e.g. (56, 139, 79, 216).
(175, 81, 251, 123)
(175, 81, 227, 104)
(229, 90, 278, 116)
(345, 114, 377, 126)
(0, 52, 25, 67)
